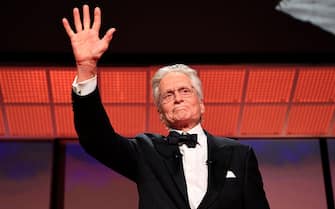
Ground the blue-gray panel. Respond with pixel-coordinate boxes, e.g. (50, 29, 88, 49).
(0, 141, 53, 209)
(240, 139, 327, 209)
(327, 139, 335, 203)
(64, 142, 138, 209)
(63, 140, 328, 209)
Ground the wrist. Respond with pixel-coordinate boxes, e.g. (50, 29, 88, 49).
(76, 62, 97, 82)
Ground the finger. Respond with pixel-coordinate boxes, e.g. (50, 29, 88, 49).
(83, 4, 91, 30)
(102, 28, 117, 44)
(62, 18, 75, 38)
(73, 7, 83, 32)
(92, 7, 101, 32)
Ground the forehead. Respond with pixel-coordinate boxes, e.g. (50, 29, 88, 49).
(159, 72, 192, 91)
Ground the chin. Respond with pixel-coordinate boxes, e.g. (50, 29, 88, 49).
(173, 116, 190, 123)
(170, 119, 191, 128)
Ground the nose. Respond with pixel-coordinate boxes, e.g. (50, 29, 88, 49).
(174, 91, 184, 103)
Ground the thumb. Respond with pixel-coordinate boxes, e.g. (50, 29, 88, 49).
(102, 28, 116, 45)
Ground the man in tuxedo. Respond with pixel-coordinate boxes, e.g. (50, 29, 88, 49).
(63, 5, 270, 209)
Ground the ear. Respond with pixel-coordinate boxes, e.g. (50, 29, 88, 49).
(159, 112, 163, 121)
(159, 111, 169, 128)
(200, 100, 205, 114)
(157, 107, 164, 121)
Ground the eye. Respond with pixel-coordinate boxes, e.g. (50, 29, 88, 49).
(162, 92, 173, 100)
(179, 87, 192, 95)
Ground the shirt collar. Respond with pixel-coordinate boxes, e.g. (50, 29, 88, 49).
(169, 123, 206, 147)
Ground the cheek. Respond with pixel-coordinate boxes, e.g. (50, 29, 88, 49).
(159, 105, 174, 118)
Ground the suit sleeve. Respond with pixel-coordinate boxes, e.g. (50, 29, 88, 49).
(72, 88, 138, 181)
(243, 147, 270, 209)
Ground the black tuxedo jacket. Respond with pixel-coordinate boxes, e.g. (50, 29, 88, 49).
(72, 88, 270, 209)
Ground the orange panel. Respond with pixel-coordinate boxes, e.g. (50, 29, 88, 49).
(287, 105, 334, 135)
(104, 105, 146, 137)
(198, 66, 245, 103)
(149, 65, 244, 104)
(246, 68, 295, 103)
(294, 68, 335, 102)
(0, 67, 49, 103)
(240, 105, 288, 136)
(6, 105, 53, 136)
(148, 65, 244, 104)
(50, 68, 76, 103)
(148, 105, 168, 136)
(202, 104, 240, 136)
(100, 67, 147, 103)
(54, 105, 76, 137)
(0, 108, 5, 135)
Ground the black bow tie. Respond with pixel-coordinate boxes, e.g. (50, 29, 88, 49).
(167, 131, 198, 148)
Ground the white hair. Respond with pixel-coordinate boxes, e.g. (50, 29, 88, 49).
(151, 64, 204, 107)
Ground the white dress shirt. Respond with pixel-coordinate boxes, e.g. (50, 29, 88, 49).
(72, 76, 209, 209)
(170, 124, 208, 209)
(72, 75, 97, 96)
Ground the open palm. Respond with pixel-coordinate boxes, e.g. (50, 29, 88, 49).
(62, 5, 116, 76)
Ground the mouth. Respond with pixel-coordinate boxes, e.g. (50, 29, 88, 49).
(173, 106, 187, 112)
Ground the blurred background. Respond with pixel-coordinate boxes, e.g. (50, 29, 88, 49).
(0, 0, 334, 209)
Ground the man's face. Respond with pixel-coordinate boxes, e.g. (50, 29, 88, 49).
(158, 72, 205, 131)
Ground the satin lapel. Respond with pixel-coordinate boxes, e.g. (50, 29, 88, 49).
(198, 133, 233, 209)
(153, 137, 189, 204)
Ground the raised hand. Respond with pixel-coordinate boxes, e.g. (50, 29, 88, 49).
(62, 5, 116, 81)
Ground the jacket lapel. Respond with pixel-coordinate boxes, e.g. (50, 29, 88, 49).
(198, 133, 233, 209)
(140, 132, 233, 209)
(152, 136, 190, 206)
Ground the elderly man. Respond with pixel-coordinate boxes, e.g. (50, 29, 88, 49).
(63, 5, 270, 209)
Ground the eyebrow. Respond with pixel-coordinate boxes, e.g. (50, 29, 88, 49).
(163, 86, 192, 93)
